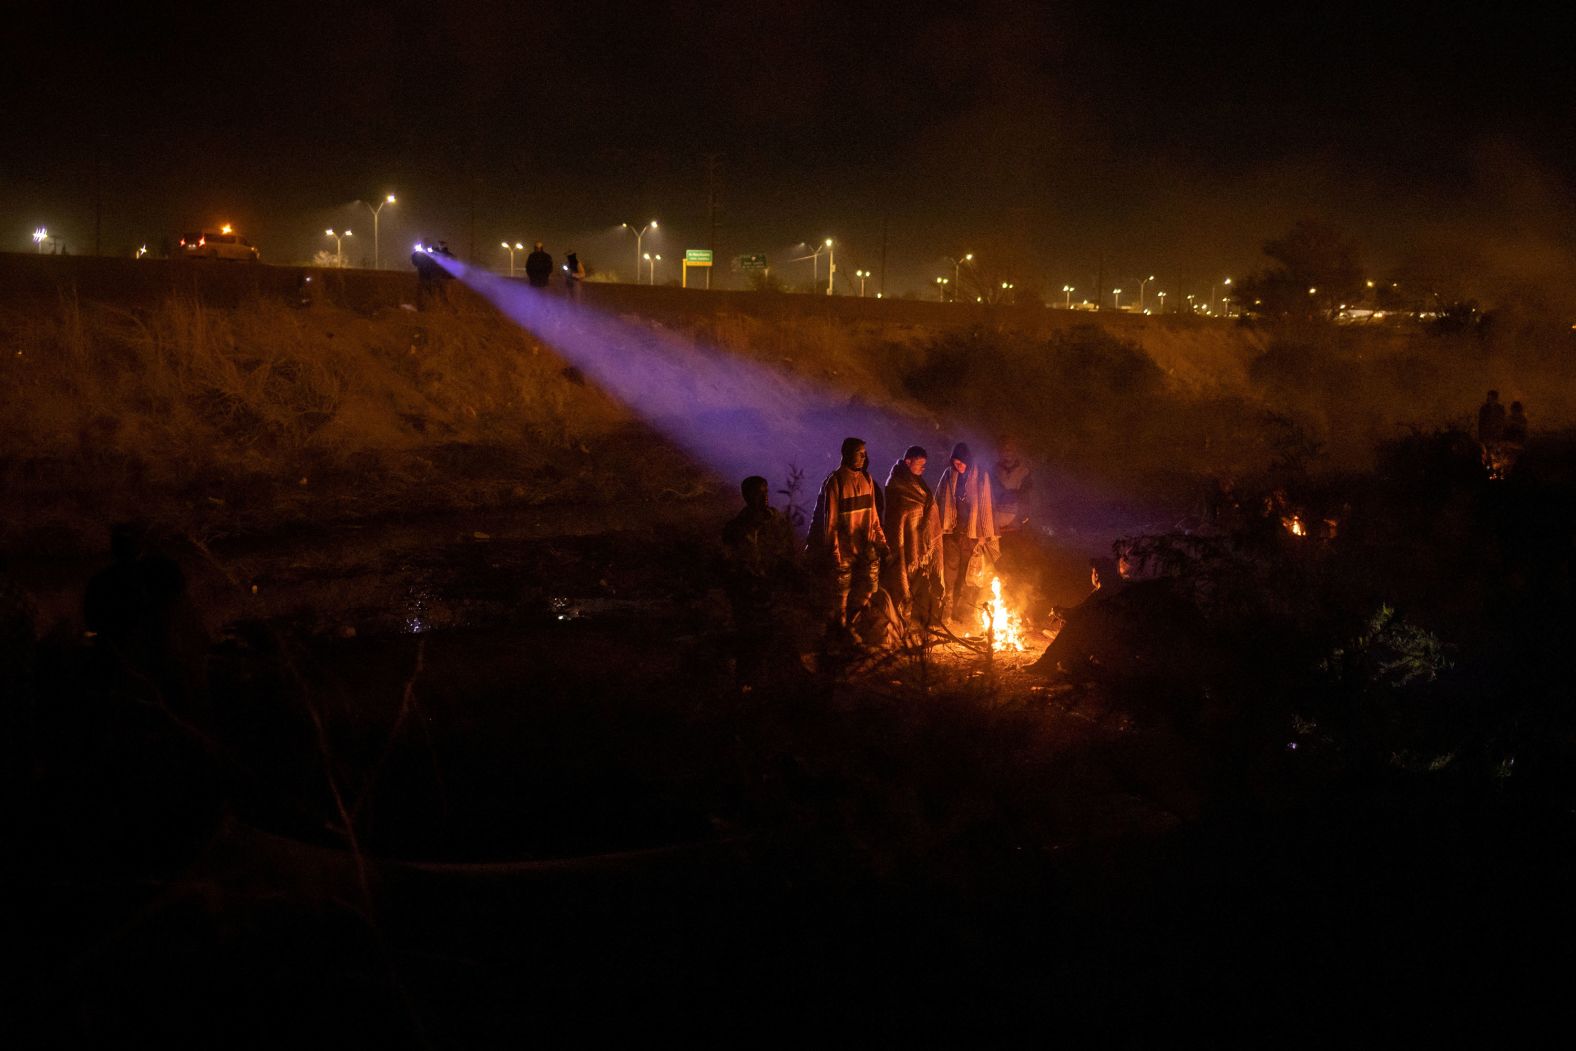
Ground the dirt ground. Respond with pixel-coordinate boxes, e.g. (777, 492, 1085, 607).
(7, 255, 1576, 1038)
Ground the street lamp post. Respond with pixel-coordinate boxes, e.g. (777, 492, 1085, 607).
(500, 241, 524, 276)
(935, 276, 949, 301)
(325, 229, 353, 267)
(1211, 277, 1231, 315)
(1062, 284, 1075, 308)
(1139, 275, 1154, 312)
(1112, 288, 1123, 311)
(360, 194, 396, 270)
(33, 228, 48, 253)
(855, 269, 871, 297)
(643, 252, 662, 284)
(621, 221, 658, 284)
(1157, 290, 1167, 314)
(824, 238, 835, 295)
(798, 241, 833, 287)
(946, 253, 974, 300)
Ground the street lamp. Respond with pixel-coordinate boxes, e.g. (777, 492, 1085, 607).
(1157, 290, 1167, 314)
(360, 194, 396, 270)
(33, 228, 48, 253)
(824, 238, 835, 296)
(643, 251, 662, 284)
(855, 269, 871, 297)
(499, 241, 524, 276)
(1139, 275, 1155, 312)
(1112, 288, 1123, 311)
(620, 220, 658, 284)
(135, 245, 148, 259)
(1211, 277, 1231, 315)
(325, 228, 353, 267)
(946, 253, 974, 299)
(1062, 284, 1075, 308)
(935, 276, 949, 301)
(796, 240, 833, 286)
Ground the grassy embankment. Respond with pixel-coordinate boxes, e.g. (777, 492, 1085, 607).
(4, 280, 1572, 548)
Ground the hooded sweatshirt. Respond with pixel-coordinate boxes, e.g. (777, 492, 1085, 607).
(809, 465, 886, 563)
(934, 444, 998, 541)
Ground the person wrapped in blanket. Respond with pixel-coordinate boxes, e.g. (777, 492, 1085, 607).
(934, 442, 999, 625)
(882, 445, 945, 631)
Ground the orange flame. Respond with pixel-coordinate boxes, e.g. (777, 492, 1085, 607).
(979, 577, 1027, 652)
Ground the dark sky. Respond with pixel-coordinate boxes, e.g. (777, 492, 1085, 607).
(4, 0, 1571, 300)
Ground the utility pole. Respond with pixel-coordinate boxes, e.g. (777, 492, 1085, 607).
(468, 176, 479, 262)
(880, 214, 889, 298)
(93, 136, 102, 257)
(704, 152, 721, 290)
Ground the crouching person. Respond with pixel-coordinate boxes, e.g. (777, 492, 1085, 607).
(807, 437, 888, 644)
(722, 476, 799, 687)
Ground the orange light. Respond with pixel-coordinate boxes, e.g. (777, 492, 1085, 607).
(220, 224, 233, 235)
(978, 577, 1028, 652)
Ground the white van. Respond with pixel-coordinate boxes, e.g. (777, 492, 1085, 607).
(177, 227, 259, 261)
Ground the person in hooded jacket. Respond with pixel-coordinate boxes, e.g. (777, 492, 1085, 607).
(882, 445, 944, 628)
(934, 442, 999, 624)
(807, 437, 888, 635)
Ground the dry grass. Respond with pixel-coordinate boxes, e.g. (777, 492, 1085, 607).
(0, 293, 629, 538)
(4, 287, 1572, 544)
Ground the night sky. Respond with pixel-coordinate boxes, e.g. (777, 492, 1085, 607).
(4, 0, 1571, 299)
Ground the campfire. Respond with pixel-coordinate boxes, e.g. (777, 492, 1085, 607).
(979, 576, 1028, 652)
(1282, 514, 1306, 537)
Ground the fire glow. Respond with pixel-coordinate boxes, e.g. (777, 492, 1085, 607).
(979, 577, 1027, 652)
(1283, 515, 1306, 537)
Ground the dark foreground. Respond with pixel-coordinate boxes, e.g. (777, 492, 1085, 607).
(8, 431, 1576, 1042)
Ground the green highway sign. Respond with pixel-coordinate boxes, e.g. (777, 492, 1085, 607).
(738, 253, 767, 270)
(684, 249, 714, 264)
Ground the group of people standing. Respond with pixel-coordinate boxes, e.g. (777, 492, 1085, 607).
(522, 241, 585, 293)
(1477, 389, 1529, 475)
(722, 434, 1036, 667)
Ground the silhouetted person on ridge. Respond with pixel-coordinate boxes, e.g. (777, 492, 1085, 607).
(1478, 389, 1506, 446)
(564, 251, 586, 300)
(524, 241, 553, 287)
